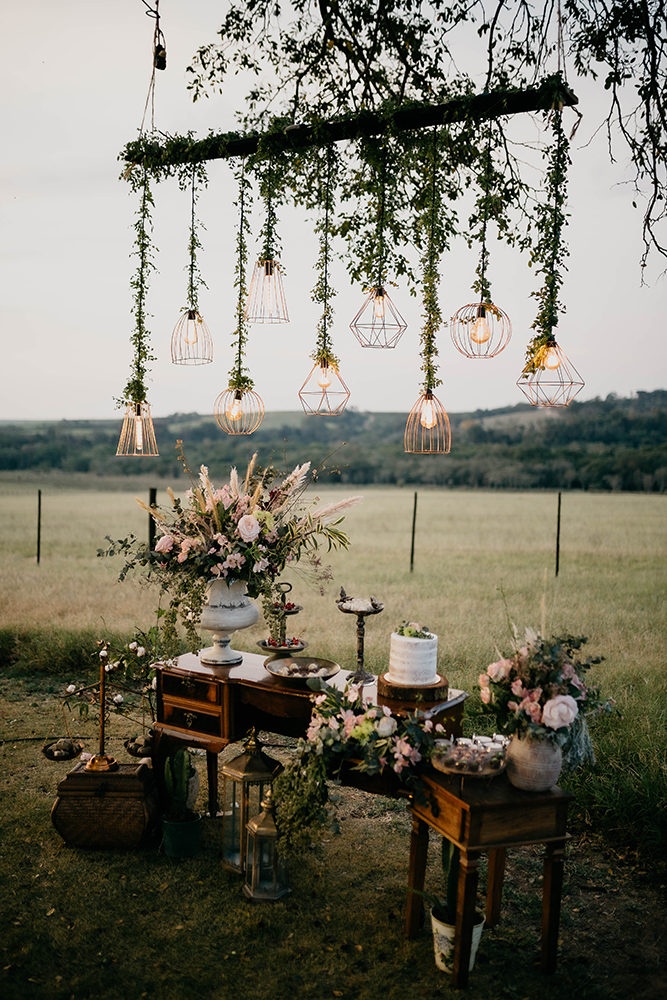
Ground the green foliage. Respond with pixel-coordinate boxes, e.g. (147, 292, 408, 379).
(273, 752, 331, 856)
(311, 146, 337, 364)
(180, 162, 209, 313)
(119, 168, 157, 408)
(164, 748, 197, 821)
(229, 161, 254, 393)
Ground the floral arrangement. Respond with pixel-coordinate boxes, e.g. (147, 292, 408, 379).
(274, 678, 445, 853)
(394, 621, 434, 638)
(101, 450, 362, 654)
(477, 628, 614, 768)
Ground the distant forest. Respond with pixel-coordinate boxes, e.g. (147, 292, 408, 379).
(2, 391, 666, 492)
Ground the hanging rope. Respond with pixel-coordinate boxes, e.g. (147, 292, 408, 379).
(139, 0, 166, 135)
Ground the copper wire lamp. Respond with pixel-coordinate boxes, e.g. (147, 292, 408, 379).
(245, 159, 289, 324)
(298, 361, 350, 416)
(516, 337, 584, 406)
(404, 390, 451, 454)
(172, 165, 213, 365)
(116, 401, 159, 457)
(214, 388, 265, 434)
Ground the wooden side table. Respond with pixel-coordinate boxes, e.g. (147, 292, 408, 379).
(406, 769, 573, 989)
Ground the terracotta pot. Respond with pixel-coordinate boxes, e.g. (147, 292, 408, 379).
(505, 734, 562, 792)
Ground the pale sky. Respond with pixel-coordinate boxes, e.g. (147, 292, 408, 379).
(1, 1, 664, 422)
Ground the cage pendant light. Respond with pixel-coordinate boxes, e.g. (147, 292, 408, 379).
(245, 160, 289, 323)
(517, 339, 584, 406)
(216, 158, 264, 434)
(405, 127, 450, 454)
(172, 165, 213, 364)
(404, 390, 451, 454)
(116, 402, 159, 457)
(350, 142, 406, 348)
(299, 145, 349, 416)
(451, 125, 511, 359)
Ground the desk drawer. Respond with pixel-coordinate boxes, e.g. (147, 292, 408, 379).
(162, 673, 220, 705)
(162, 702, 222, 737)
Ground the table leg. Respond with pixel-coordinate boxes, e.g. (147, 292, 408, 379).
(486, 847, 506, 928)
(405, 817, 429, 939)
(452, 849, 480, 990)
(541, 839, 566, 974)
(206, 751, 219, 817)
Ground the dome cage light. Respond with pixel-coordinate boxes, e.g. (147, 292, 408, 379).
(298, 361, 350, 416)
(171, 309, 214, 365)
(450, 301, 511, 358)
(245, 259, 289, 324)
(214, 388, 265, 435)
(517, 340, 584, 407)
(116, 402, 159, 457)
(404, 390, 451, 454)
(350, 286, 407, 348)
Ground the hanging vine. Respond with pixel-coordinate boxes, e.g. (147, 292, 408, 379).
(258, 157, 281, 262)
(180, 162, 208, 313)
(416, 128, 448, 393)
(119, 167, 157, 407)
(311, 145, 339, 369)
(523, 110, 570, 375)
(228, 159, 255, 393)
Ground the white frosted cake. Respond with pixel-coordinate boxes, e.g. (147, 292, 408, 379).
(387, 631, 439, 686)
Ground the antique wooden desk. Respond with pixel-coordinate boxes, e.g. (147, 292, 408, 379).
(153, 650, 466, 817)
(406, 768, 573, 989)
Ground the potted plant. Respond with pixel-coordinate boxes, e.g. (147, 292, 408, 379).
(161, 748, 202, 858)
(424, 839, 485, 974)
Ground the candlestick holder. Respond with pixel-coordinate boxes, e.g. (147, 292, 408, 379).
(336, 588, 384, 685)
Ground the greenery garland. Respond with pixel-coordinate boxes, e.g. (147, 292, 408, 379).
(416, 128, 445, 393)
(311, 145, 339, 369)
(119, 167, 157, 407)
(522, 110, 570, 376)
(181, 162, 208, 313)
(228, 160, 254, 394)
(258, 157, 281, 262)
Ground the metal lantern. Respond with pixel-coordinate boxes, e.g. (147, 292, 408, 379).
(214, 388, 265, 435)
(245, 260, 289, 324)
(243, 787, 290, 902)
(171, 309, 214, 365)
(450, 301, 511, 358)
(350, 286, 407, 349)
(517, 340, 584, 407)
(116, 402, 159, 457)
(404, 390, 451, 454)
(220, 731, 283, 874)
(298, 361, 350, 416)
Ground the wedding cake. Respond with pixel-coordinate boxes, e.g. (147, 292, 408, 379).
(387, 629, 439, 686)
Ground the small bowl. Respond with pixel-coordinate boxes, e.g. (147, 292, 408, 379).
(257, 639, 308, 657)
(264, 656, 340, 683)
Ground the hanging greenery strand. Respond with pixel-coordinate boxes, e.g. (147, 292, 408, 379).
(228, 159, 254, 393)
(184, 164, 207, 312)
(419, 128, 443, 393)
(523, 110, 570, 375)
(311, 145, 338, 368)
(474, 126, 493, 304)
(259, 158, 280, 261)
(120, 167, 157, 406)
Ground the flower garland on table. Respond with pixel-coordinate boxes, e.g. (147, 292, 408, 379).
(477, 628, 616, 771)
(273, 678, 445, 854)
(100, 449, 362, 656)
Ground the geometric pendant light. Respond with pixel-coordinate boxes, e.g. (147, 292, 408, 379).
(298, 360, 350, 416)
(116, 401, 159, 457)
(350, 286, 406, 349)
(516, 338, 584, 406)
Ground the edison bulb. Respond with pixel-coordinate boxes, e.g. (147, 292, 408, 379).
(470, 315, 491, 344)
(420, 398, 437, 429)
(135, 414, 144, 452)
(317, 364, 332, 389)
(226, 396, 243, 421)
(184, 313, 199, 346)
(544, 346, 561, 370)
(373, 290, 386, 319)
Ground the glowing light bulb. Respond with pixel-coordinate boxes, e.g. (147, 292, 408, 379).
(226, 396, 243, 421)
(373, 289, 386, 319)
(134, 411, 144, 452)
(420, 398, 437, 429)
(184, 310, 199, 346)
(317, 364, 332, 389)
(544, 345, 561, 370)
(470, 315, 491, 344)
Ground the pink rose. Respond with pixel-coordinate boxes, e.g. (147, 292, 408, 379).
(155, 534, 174, 553)
(511, 678, 524, 697)
(237, 514, 261, 542)
(480, 687, 491, 704)
(487, 658, 512, 681)
(542, 695, 579, 730)
(478, 673, 490, 688)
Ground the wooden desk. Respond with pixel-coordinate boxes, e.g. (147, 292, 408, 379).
(406, 768, 573, 989)
(154, 651, 466, 816)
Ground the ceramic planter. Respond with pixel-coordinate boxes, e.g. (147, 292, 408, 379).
(161, 813, 202, 858)
(431, 910, 484, 973)
(505, 734, 563, 792)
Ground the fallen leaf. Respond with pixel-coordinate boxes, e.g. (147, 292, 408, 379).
(354, 945, 362, 952)
(46, 908, 55, 917)
(159, 883, 169, 891)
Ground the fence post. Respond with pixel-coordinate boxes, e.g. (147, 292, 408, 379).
(410, 491, 418, 573)
(36, 489, 42, 565)
(555, 492, 562, 577)
(148, 487, 157, 550)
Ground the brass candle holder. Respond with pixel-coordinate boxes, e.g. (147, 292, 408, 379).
(85, 643, 118, 772)
(336, 588, 384, 686)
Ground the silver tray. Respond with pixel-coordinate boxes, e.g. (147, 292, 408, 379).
(264, 656, 340, 683)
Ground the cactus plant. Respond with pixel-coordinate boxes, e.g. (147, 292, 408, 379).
(164, 748, 199, 822)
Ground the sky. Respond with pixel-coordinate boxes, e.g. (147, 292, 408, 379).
(1, 0, 664, 423)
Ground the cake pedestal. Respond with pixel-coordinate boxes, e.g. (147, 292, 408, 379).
(377, 673, 450, 704)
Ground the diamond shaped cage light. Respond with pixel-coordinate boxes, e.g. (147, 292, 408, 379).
(214, 388, 265, 435)
(404, 390, 451, 454)
(350, 286, 407, 348)
(171, 309, 214, 365)
(517, 341, 584, 407)
(450, 301, 511, 358)
(245, 259, 289, 324)
(116, 402, 159, 457)
(298, 361, 350, 416)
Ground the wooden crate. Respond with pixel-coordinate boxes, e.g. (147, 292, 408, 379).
(51, 762, 160, 850)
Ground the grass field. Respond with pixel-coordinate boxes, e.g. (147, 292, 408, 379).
(1, 481, 666, 999)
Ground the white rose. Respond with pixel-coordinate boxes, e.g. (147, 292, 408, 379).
(129, 642, 138, 651)
(375, 715, 398, 738)
(542, 694, 579, 730)
(65, 684, 76, 695)
(237, 514, 261, 542)
(113, 694, 124, 705)
(136, 647, 146, 658)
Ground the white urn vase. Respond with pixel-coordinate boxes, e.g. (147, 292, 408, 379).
(199, 578, 260, 666)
